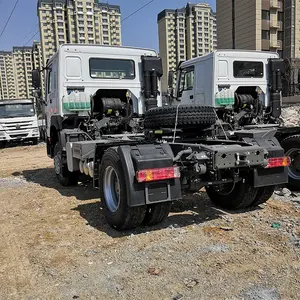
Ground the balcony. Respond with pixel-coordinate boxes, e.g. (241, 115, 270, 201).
(270, 0, 280, 9)
(270, 40, 280, 48)
(270, 20, 280, 29)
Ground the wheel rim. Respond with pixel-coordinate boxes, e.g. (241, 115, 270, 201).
(103, 166, 120, 213)
(54, 151, 62, 175)
(286, 148, 300, 180)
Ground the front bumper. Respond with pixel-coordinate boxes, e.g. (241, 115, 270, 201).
(0, 129, 40, 142)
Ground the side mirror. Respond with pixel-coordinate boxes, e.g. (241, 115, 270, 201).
(32, 69, 41, 89)
(168, 70, 174, 88)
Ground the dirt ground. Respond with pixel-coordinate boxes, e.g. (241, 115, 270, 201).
(0, 144, 299, 300)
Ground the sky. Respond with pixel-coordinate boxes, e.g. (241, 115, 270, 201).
(0, 0, 216, 52)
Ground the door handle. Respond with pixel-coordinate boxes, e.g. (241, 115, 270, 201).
(190, 95, 194, 100)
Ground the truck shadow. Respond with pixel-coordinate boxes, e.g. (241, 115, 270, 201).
(12, 168, 99, 201)
(13, 167, 262, 238)
(72, 194, 232, 238)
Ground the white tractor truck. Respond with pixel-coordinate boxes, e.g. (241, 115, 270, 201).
(0, 99, 39, 147)
(32, 45, 291, 230)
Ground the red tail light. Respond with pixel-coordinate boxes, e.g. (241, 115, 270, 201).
(136, 167, 180, 183)
(265, 157, 291, 169)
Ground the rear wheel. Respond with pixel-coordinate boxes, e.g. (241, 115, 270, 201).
(281, 135, 300, 191)
(99, 148, 146, 230)
(251, 185, 275, 207)
(206, 180, 258, 210)
(143, 202, 171, 226)
(53, 143, 78, 186)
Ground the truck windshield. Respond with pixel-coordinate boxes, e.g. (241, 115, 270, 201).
(0, 103, 35, 118)
(233, 61, 264, 78)
(89, 58, 135, 79)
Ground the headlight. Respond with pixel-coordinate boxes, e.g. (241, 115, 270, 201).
(0, 131, 5, 136)
(33, 128, 39, 133)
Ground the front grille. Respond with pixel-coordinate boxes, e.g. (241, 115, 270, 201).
(2, 121, 34, 132)
(9, 134, 29, 139)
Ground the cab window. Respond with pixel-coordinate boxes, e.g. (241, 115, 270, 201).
(178, 67, 194, 96)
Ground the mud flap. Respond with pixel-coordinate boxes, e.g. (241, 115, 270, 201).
(118, 144, 182, 207)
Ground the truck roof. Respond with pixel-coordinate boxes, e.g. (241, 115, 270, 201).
(0, 99, 34, 105)
(46, 44, 158, 65)
(181, 49, 279, 68)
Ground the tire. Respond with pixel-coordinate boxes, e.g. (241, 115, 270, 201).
(281, 135, 300, 191)
(206, 180, 258, 210)
(0, 141, 6, 149)
(143, 202, 171, 226)
(99, 148, 146, 230)
(251, 185, 275, 207)
(53, 143, 78, 186)
(32, 138, 39, 145)
(144, 105, 216, 130)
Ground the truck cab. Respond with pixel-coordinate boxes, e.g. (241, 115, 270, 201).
(0, 99, 39, 147)
(173, 50, 284, 126)
(36, 44, 162, 158)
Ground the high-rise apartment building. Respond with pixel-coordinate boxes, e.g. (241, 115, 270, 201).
(13, 47, 34, 99)
(284, 0, 300, 58)
(0, 46, 35, 100)
(217, 0, 284, 57)
(0, 51, 16, 100)
(158, 3, 217, 92)
(37, 0, 122, 66)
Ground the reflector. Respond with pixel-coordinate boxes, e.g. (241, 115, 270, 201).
(136, 167, 180, 183)
(265, 157, 291, 169)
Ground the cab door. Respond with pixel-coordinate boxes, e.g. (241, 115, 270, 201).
(176, 66, 195, 104)
(45, 60, 58, 137)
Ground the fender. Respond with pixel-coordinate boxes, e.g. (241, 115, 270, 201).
(118, 144, 182, 207)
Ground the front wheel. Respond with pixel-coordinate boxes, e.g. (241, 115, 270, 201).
(53, 143, 78, 186)
(32, 138, 39, 145)
(206, 180, 258, 210)
(99, 148, 146, 230)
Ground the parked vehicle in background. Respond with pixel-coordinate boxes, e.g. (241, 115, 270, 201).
(167, 50, 300, 191)
(0, 99, 39, 147)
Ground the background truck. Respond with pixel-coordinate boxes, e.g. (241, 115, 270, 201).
(0, 99, 40, 147)
(32, 45, 289, 230)
(167, 50, 300, 192)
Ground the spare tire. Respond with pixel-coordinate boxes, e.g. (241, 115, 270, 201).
(144, 105, 216, 130)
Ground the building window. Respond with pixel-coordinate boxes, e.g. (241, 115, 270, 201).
(261, 30, 270, 40)
(262, 10, 270, 20)
(278, 12, 284, 22)
(277, 31, 283, 41)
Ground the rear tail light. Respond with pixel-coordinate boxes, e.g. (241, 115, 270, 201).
(136, 166, 180, 183)
(265, 157, 291, 169)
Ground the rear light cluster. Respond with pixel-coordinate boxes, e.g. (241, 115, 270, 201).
(265, 157, 291, 169)
(136, 166, 180, 183)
